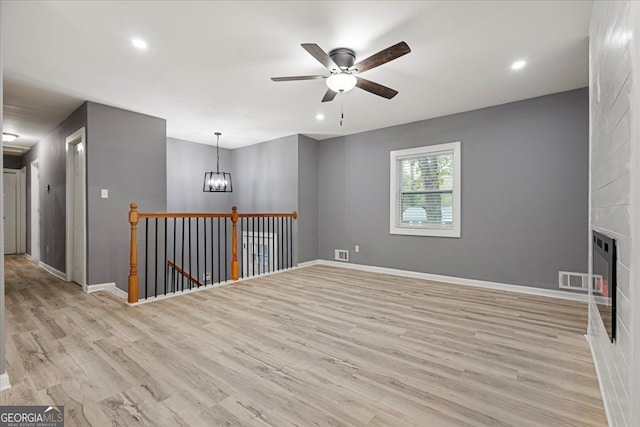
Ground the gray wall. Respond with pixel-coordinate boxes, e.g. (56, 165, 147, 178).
(167, 137, 233, 212)
(231, 134, 299, 213)
(319, 88, 589, 289)
(167, 134, 300, 215)
(22, 103, 88, 270)
(86, 103, 166, 290)
(297, 135, 319, 262)
(232, 134, 299, 264)
(167, 134, 313, 271)
(3, 155, 21, 169)
(21, 102, 167, 293)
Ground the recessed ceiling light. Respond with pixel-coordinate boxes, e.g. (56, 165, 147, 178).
(316, 113, 325, 121)
(511, 60, 526, 70)
(131, 38, 148, 50)
(2, 133, 19, 142)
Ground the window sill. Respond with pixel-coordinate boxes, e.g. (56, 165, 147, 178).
(390, 226, 460, 238)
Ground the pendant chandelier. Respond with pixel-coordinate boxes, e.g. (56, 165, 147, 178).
(203, 132, 233, 193)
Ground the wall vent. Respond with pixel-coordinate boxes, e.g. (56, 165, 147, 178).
(558, 271, 591, 291)
(334, 249, 349, 262)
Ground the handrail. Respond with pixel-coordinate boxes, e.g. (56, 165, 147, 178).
(136, 212, 297, 219)
(127, 203, 298, 304)
(139, 212, 232, 219)
(238, 212, 298, 218)
(167, 259, 204, 287)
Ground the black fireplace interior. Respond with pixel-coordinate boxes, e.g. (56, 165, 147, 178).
(593, 230, 616, 343)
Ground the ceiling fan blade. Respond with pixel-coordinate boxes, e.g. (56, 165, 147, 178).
(301, 43, 339, 70)
(321, 88, 337, 103)
(271, 75, 326, 82)
(351, 41, 411, 73)
(355, 77, 398, 99)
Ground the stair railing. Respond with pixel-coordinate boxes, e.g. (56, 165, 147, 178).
(127, 203, 297, 304)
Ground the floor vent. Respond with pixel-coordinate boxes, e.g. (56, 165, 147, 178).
(558, 271, 589, 291)
(334, 249, 349, 262)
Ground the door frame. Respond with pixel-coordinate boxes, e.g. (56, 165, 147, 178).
(65, 127, 87, 290)
(30, 159, 40, 261)
(3, 168, 24, 255)
(19, 166, 26, 253)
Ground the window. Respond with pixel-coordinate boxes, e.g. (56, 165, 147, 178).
(390, 141, 461, 237)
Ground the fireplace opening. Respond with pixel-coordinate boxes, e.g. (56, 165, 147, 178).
(593, 230, 616, 342)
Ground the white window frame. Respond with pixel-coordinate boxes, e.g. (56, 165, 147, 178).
(390, 141, 461, 238)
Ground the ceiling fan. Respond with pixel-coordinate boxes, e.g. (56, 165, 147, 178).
(271, 41, 411, 102)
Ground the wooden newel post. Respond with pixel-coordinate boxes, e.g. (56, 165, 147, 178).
(231, 206, 239, 280)
(128, 203, 140, 304)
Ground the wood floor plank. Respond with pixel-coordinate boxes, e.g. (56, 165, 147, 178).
(1, 256, 606, 426)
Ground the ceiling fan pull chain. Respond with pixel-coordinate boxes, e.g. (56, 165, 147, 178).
(340, 95, 344, 127)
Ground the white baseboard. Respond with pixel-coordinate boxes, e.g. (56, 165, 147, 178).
(38, 262, 66, 281)
(585, 333, 614, 427)
(306, 259, 588, 302)
(24, 253, 33, 261)
(0, 371, 11, 391)
(130, 260, 587, 305)
(86, 282, 127, 299)
(298, 260, 321, 268)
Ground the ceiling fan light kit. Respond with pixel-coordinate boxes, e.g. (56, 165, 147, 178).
(271, 41, 411, 103)
(326, 73, 357, 93)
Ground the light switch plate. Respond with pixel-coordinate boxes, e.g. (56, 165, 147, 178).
(101, 189, 109, 199)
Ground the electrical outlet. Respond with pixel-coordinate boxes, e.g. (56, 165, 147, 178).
(46, 245, 49, 253)
(203, 273, 211, 282)
(355, 245, 360, 253)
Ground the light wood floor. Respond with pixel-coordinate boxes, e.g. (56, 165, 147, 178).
(2, 255, 606, 426)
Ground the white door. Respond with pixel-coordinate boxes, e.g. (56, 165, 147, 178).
(3, 171, 18, 254)
(31, 161, 40, 261)
(65, 128, 86, 287)
(242, 232, 278, 276)
(72, 143, 85, 285)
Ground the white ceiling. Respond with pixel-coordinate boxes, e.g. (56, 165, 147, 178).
(2, 1, 592, 150)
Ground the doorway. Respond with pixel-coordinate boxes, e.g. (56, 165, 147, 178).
(30, 160, 40, 261)
(3, 168, 26, 255)
(242, 231, 278, 277)
(4, 170, 18, 254)
(65, 128, 86, 289)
